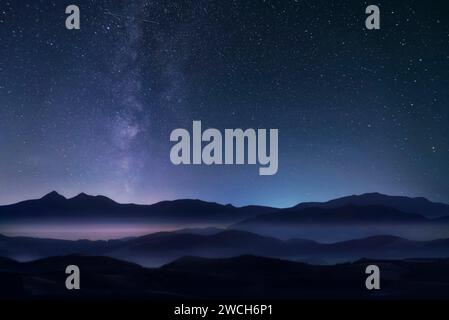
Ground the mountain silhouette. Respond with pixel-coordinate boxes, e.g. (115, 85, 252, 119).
(2, 191, 449, 226)
(235, 204, 427, 225)
(291, 192, 449, 218)
(230, 204, 449, 241)
(2, 191, 449, 243)
(41, 191, 67, 202)
(2, 230, 449, 266)
(0, 191, 276, 223)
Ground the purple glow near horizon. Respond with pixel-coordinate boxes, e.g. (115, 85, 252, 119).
(1, 223, 222, 240)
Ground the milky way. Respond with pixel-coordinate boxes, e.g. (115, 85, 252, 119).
(0, 0, 448, 207)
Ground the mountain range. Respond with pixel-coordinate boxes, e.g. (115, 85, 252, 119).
(1, 191, 449, 224)
(229, 203, 449, 241)
(1, 229, 449, 266)
(290, 192, 449, 218)
(2, 191, 449, 299)
(1, 191, 449, 242)
(0, 191, 275, 224)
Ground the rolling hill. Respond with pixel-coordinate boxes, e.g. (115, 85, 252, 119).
(2, 254, 449, 299)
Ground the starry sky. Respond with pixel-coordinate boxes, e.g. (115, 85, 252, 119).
(0, 0, 448, 207)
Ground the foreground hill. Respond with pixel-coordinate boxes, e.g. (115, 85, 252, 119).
(1, 254, 449, 299)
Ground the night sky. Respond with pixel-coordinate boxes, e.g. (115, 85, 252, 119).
(1, 0, 448, 207)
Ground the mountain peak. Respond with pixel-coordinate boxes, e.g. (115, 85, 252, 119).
(360, 192, 385, 197)
(72, 192, 89, 199)
(69, 192, 117, 205)
(357, 192, 430, 202)
(41, 191, 66, 201)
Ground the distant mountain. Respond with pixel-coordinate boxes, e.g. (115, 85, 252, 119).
(106, 230, 289, 266)
(0, 191, 276, 224)
(3, 191, 449, 242)
(0, 230, 297, 266)
(1, 230, 449, 266)
(2, 254, 449, 299)
(231, 204, 449, 242)
(86, 231, 449, 265)
(235, 205, 428, 225)
(173, 227, 225, 235)
(0, 234, 122, 261)
(2, 191, 449, 227)
(291, 192, 449, 218)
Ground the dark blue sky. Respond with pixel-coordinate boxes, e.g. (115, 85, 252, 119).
(0, 0, 448, 207)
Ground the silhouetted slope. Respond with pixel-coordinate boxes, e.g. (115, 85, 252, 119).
(292, 192, 449, 218)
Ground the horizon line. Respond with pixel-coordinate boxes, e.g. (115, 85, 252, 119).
(0, 190, 446, 208)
